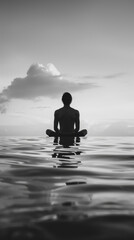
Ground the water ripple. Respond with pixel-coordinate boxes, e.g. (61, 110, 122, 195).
(0, 136, 134, 239)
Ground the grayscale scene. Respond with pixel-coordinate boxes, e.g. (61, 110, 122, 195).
(1, 0, 134, 239)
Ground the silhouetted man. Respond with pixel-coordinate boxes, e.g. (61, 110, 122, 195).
(46, 92, 87, 146)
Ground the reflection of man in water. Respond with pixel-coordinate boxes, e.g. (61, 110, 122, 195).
(46, 92, 87, 146)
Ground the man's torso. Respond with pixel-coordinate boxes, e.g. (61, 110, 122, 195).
(55, 107, 79, 134)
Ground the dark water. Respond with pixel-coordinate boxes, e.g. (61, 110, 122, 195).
(0, 136, 134, 239)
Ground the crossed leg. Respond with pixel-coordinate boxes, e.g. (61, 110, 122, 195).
(46, 129, 87, 137)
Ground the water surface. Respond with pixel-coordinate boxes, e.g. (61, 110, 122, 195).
(0, 136, 134, 239)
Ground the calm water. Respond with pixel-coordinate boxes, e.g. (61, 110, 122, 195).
(0, 136, 134, 239)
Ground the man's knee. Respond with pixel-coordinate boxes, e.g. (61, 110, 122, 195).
(82, 129, 87, 136)
(78, 129, 87, 136)
(46, 129, 54, 136)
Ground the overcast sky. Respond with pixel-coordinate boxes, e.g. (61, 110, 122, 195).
(1, 0, 134, 135)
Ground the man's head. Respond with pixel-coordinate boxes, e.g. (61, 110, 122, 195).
(62, 92, 72, 106)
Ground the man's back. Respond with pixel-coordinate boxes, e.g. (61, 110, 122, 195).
(54, 106, 79, 134)
(46, 92, 87, 146)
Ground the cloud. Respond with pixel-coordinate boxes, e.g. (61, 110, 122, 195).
(83, 72, 125, 80)
(103, 72, 125, 79)
(0, 94, 9, 114)
(0, 63, 95, 113)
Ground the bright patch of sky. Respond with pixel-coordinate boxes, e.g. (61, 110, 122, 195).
(1, 0, 134, 135)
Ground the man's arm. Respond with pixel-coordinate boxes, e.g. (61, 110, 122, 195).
(54, 111, 59, 133)
(74, 110, 80, 133)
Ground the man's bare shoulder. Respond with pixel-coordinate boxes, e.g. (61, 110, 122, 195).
(55, 107, 79, 116)
(54, 107, 64, 115)
(70, 107, 79, 115)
